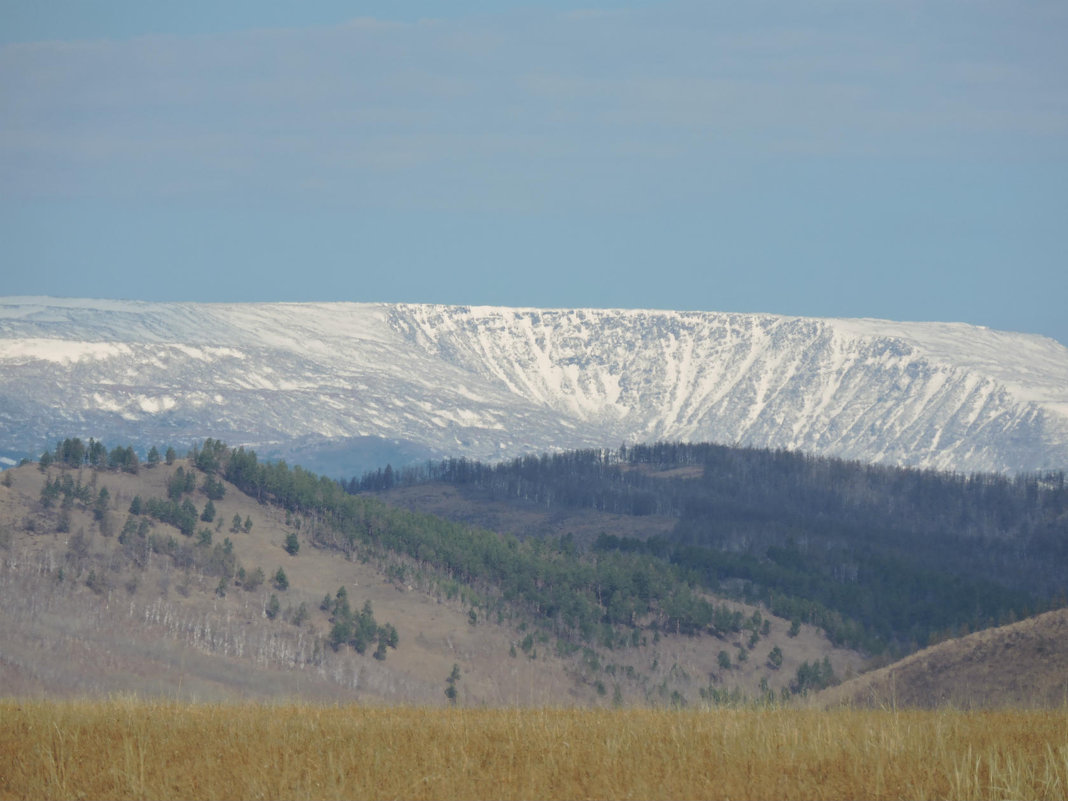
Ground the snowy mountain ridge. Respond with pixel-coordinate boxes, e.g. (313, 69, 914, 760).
(1, 297, 1066, 475)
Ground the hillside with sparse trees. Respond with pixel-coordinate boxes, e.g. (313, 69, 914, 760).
(1, 438, 866, 705)
(2, 436, 1066, 707)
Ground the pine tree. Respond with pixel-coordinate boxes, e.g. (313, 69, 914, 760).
(274, 567, 289, 591)
(93, 487, 110, 521)
(445, 663, 460, 704)
(284, 532, 300, 556)
(245, 567, 265, 591)
(767, 646, 783, 670)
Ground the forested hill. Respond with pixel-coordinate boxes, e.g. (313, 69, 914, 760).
(354, 443, 1068, 656)
(10, 437, 864, 705)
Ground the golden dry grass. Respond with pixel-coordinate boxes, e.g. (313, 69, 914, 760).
(2, 699, 1067, 800)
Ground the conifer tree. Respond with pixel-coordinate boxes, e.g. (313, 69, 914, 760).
(445, 663, 460, 704)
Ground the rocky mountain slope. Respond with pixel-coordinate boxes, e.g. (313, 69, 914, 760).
(2, 297, 1066, 475)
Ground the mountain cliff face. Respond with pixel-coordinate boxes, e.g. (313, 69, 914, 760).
(1, 297, 1066, 475)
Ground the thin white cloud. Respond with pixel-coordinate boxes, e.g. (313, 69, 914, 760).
(1, 2, 1065, 209)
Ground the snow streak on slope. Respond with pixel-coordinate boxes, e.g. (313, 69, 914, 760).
(390, 305, 1068, 472)
(1, 297, 1066, 474)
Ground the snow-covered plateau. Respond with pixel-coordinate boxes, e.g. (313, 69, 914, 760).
(1, 297, 1066, 476)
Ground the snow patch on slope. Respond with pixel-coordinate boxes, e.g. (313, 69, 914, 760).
(0, 338, 132, 364)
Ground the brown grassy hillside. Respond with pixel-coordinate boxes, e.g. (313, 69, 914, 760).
(817, 607, 1068, 708)
(0, 459, 861, 704)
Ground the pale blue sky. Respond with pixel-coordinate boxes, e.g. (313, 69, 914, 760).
(2, 1, 1066, 345)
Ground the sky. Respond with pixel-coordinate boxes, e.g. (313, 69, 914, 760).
(2, 1, 1066, 346)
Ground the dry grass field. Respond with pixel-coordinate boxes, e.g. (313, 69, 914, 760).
(2, 699, 1067, 800)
